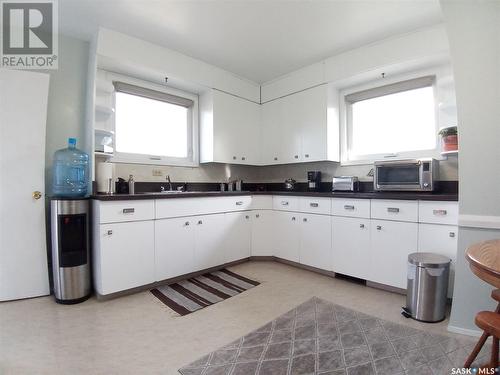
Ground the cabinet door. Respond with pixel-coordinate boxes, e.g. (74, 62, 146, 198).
(261, 100, 283, 164)
(194, 213, 227, 270)
(418, 224, 458, 297)
(251, 210, 275, 256)
(332, 216, 370, 279)
(225, 211, 252, 263)
(274, 211, 300, 262)
(99, 221, 155, 295)
(280, 93, 303, 163)
(155, 217, 195, 281)
(296, 85, 328, 162)
(299, 214, 332, 270)
(370, 220, 418, 289)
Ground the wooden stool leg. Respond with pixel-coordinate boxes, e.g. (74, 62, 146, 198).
(465, 332, 490, 368)
(491, 336, 499, 369)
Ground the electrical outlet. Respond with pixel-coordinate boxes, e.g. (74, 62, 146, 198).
(152, 169, 163, 177)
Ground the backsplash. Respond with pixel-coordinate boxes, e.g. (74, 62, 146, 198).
(108, 156, 458, 184)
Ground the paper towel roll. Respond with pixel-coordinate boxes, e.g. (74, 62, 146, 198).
(96, 162, 113, 193)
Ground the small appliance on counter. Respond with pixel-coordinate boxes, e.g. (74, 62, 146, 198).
(50, 197, 91, 304)
(307, 171, 322, 191)
(373, 158, 438, 191)
(115, 177, 129, 194)
(332, 176, 359, 191)
(284, 178, 296, 190)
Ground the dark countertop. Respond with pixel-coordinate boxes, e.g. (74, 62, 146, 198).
(92, 190, 458, 201)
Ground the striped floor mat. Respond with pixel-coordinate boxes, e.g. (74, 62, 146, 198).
(150, 269, 260, 316)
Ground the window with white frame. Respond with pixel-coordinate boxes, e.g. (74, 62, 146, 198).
(113, 81, 198, 166)
(342, 76, 439, 164)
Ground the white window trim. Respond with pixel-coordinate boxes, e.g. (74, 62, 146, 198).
(108, 72, 199, 167)
(339, 67, 447, 166)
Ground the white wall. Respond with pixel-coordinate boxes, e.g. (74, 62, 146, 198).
(440, 0, 500, 334)
(43, 35, 90, 194)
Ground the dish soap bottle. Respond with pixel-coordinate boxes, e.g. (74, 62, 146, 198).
(52, 138, 89, 197)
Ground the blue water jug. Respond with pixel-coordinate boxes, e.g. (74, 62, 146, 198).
(52, 138, 89, 197)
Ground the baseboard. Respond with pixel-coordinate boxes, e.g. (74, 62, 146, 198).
(447, 324, 482, 337)
(366, 281, 406, 295)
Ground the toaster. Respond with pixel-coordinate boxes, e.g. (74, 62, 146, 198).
(332, 176, 359, 191)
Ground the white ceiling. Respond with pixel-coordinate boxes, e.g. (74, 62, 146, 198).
(59, 0, 443, 83)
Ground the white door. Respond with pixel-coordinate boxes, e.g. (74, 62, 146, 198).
(274, 211, 300, 262)
(0, 69, 50, 301)
(370, 220, 418, 289)
(418, 224, 458, 297)
(225, 211, 252, 263)
(251, 210, 275, 256)
(299, 214, 332, 270)
(155, 217, 195, 281)
(194, 213, 226, 270)
(332, 216, 370, 279)
(99, 221, 155, 295)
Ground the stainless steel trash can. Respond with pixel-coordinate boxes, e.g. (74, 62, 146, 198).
(404, 252, 451, 322)
(50, 198, 91, 304)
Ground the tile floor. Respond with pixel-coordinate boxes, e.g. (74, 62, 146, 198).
(0, 261, 477, 375)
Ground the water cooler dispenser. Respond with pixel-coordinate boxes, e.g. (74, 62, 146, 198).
(50, 198, 91, 304)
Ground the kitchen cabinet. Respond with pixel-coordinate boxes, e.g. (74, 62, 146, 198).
(418, 223, 458, 297)
(332, 216, 370, 279)
(155, 217, 195, 281)
(369, 220, 418, 289)
(251, 210, 275, 256)
(200, 89, 261, 165)
(194, 213, 227, 271)
(299, 214, 332, 270)
(224, 211, 252, 263)
(261, 99, 283, 164)
(274, 211, 300, 262)
(96, 220, 155, 295)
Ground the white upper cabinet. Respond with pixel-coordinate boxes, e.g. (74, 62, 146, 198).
(261, 85, 338, 165)
(200, 89, 261, 165)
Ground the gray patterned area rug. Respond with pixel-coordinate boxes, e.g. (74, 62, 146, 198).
(179, 296, 490, 375)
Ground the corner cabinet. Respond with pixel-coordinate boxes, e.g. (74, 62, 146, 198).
(200, 89, 261, 165)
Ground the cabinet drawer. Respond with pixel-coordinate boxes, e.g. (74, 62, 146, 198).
(273, 196, 299, 211)
(299, 197, 331, 215)
(225, 196, 252, 211)
(155, 196, 252, 219)
(250, 195, 273, 210)
(371, 200, 418, 222)
(418, 201, 458, 225)
(331, 199, 370, 218)
(98, 200, 155, 224)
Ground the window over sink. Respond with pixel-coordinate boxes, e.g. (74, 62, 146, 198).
(112, 80, 198, 166)
(341, 73, 442, 165)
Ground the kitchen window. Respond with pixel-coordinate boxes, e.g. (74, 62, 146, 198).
(341, 75, 439, 164)
(113, 81, 198, 166)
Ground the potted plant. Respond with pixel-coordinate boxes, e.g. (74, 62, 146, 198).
(438, 126, 458, 152)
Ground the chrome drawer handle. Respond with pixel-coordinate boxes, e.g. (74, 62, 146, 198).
(303, 218, 307, 222)
(274, 157, 278, 161)
(359, 224, 365, 229)
(232, 156, 237, 160)
(235, 201, 243, 205)
(387, 207, 400, 213)
(433, 209, 448, 216)
(245, 215, 250, 219)
(107, 230, 113, 235)
(122, 208, 135, 214)
(291, 217, 296, 221)
(281, 201, 289, 206)
(197, 220, 203, 225)
(294, 155, 299, 159)
(305, 154, 309, 158)
(310, 203, 319, 207)
(241, 157, 246, 161)
(184, 221, 190, 226)
(255, 214, 260, 218)
(449, 232, 455, 238)
(344, 205, 355, 210)
(376, 225, 382, 230)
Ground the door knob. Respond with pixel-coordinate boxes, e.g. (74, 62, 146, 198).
(32, 191, 42, 200)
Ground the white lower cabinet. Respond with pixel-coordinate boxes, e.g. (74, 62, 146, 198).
(274, 211, 300, 262)
(332, 216, 370, 279)
(224, 211, 252, 263)
(98, 220, 155, 295)
(155, 217, 195, 281)
(369, 220, 418, 289)
(418, 223, 458, 297)
(194, 214, 227, 271)
(299, 214, 332, 270)
(251, 210, 275, 256)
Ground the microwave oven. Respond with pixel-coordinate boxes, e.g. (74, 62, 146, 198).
(373, 159, 438, 191)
